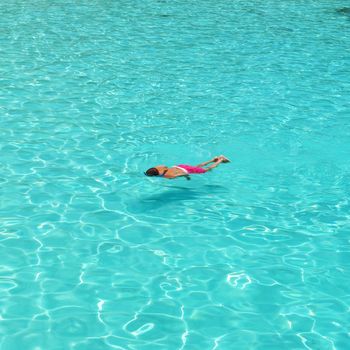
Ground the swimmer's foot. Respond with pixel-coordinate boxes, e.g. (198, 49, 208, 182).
(219, 155, 230, 163)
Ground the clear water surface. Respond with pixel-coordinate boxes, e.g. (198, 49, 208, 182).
(1, 1, 350, 349)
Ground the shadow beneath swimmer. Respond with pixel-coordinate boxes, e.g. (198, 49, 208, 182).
(203, 184, 227, 191)
(143, 188, 202, 203)
(128, 184, 228, 213)
(336, 7, 350, 16)
(139, 184, 227, 209)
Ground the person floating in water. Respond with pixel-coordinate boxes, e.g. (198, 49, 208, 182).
(144, 155, 230, 180)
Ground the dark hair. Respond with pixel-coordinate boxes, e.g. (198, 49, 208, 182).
(145, 167, 159, 176)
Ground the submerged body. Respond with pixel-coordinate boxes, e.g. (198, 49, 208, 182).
(145, 155, 230, 180)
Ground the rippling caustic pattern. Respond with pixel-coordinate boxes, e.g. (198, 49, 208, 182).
(1, 0, 350, 349)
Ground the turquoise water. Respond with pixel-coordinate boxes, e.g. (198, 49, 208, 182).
(1, 0, 350, 349)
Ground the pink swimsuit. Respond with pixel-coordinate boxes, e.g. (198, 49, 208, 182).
(174, 164, 206, 174)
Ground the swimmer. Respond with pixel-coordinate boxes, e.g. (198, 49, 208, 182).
(144, 155, 230, 180)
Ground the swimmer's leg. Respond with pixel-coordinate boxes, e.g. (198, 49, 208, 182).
(203, 158, 224, 172)
(197, 155, 230, 167)
(218, 155, 230, 163)
(196, 157, 218, 167)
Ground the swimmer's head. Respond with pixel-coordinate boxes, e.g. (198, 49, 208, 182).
(145, 167, 160, 176)
(145, 165, 168, 177)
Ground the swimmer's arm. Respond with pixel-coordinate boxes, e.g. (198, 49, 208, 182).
(165, 174, 191, 180)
